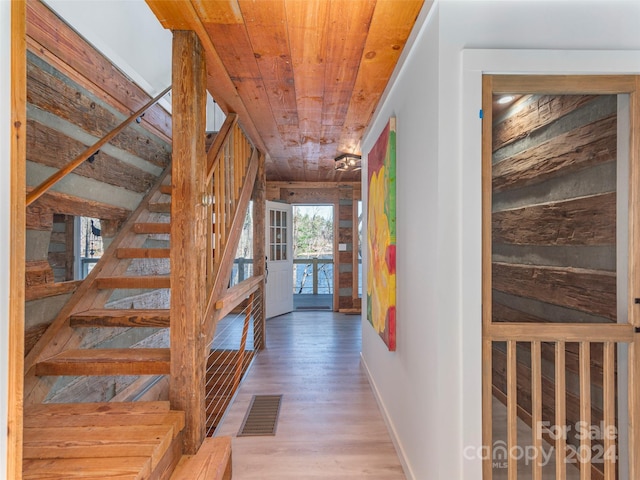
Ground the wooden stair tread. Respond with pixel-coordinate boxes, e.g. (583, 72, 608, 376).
(23, 401, 184, 479)
(159, 185, 172, 195)
(170, 437, 232, 480)
(133, 222, 171, 234)
(25, 401, 170, 417)
(36, 348, 171, 376)
(23, 456, 152, 480)
(117, 248, 171, 259)
(95, 275, 170, 289)
(70, 309, 171, 327)
(24, 408, 184, 430)
(24, 424, 175, 470)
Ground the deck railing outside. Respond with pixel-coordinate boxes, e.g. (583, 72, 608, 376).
(293, 258, 333, 294)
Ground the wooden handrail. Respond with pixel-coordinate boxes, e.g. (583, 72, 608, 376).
(213, 274, 264, 320)
(26, 85, 172, 207)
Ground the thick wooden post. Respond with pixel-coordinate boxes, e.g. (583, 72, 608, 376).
(252, 152, 266, 349)
(170, 30, 207, 454)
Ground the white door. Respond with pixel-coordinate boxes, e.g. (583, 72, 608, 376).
(265, 200, 293, 318)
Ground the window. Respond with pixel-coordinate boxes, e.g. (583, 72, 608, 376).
(76, 216, 104, 279)
(269, 209, 287, 261)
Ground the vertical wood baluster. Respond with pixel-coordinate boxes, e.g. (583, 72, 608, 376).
(531, 341, 543, 480)
(603, 342, 616, 480)
(556, 341, 567, 480)
(507, 340, 517, 480)
(482, 338, 493, 480)
(580, 342, 591, 480)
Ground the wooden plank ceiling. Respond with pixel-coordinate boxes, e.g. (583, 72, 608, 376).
(146, 0, 426, 182)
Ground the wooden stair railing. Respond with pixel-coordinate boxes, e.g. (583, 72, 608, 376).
(26, 85, 171, 207)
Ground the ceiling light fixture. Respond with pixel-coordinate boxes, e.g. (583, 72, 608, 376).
(334, 153, 362, 171)
(497, 95, 515, 104)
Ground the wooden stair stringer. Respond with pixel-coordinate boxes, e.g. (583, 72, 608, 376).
(24, 166, 173, 406)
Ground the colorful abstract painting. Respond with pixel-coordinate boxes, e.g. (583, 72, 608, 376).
(367, 117, 396, 351)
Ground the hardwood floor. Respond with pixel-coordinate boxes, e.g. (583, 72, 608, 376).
(215, 312, 406, 479)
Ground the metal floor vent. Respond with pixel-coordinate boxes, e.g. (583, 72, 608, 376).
(237, 394, 282, 437)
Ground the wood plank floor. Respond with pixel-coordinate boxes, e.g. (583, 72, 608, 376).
(215, 312, 406, 479)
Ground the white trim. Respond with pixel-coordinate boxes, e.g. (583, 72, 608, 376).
(360, 353, 415, 480)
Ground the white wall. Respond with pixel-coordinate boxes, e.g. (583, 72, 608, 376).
(360, 4, 442, 479)
(43, 0, 224, 129)
(44, 0, 172, 106)
(362, 1, 640, 479)
(1, 0, 11, 476)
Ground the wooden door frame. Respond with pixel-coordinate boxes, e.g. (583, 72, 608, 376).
(8, 1, 26, 478)
(481, 74, 640, 478)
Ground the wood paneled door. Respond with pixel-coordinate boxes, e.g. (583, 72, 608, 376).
(482, 75, 640, 480)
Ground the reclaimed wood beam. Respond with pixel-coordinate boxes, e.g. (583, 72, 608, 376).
(169, 30, 208, 455)
(252, 151, 266, 350)
(492, 192, 616, 246)
(26, 0, 172, 143)
(492, 262, 616, 321)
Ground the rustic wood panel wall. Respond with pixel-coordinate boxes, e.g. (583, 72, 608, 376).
(267, 181, 362, 312)
(491, 94, 618, 458)
(24, 1, 172, 360)
(48, 214, 74, 282)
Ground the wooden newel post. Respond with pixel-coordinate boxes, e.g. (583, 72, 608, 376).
(252, 152, 267, 350)
(170, 30, 208, 454)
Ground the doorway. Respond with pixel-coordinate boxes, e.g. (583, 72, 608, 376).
(265, 200, 293, 318)
(482, 75, 640, 479)
(292, 204, 334, 311)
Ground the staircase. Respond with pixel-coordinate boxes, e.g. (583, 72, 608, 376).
(23, 146, 261, 478)
(28, 168, 174, 383)
(23, 402, 184, 479)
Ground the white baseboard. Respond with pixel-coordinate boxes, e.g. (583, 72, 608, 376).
(360, 353, 415, 480)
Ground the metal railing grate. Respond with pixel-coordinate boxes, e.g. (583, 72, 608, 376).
(237, 394, 282, 437)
